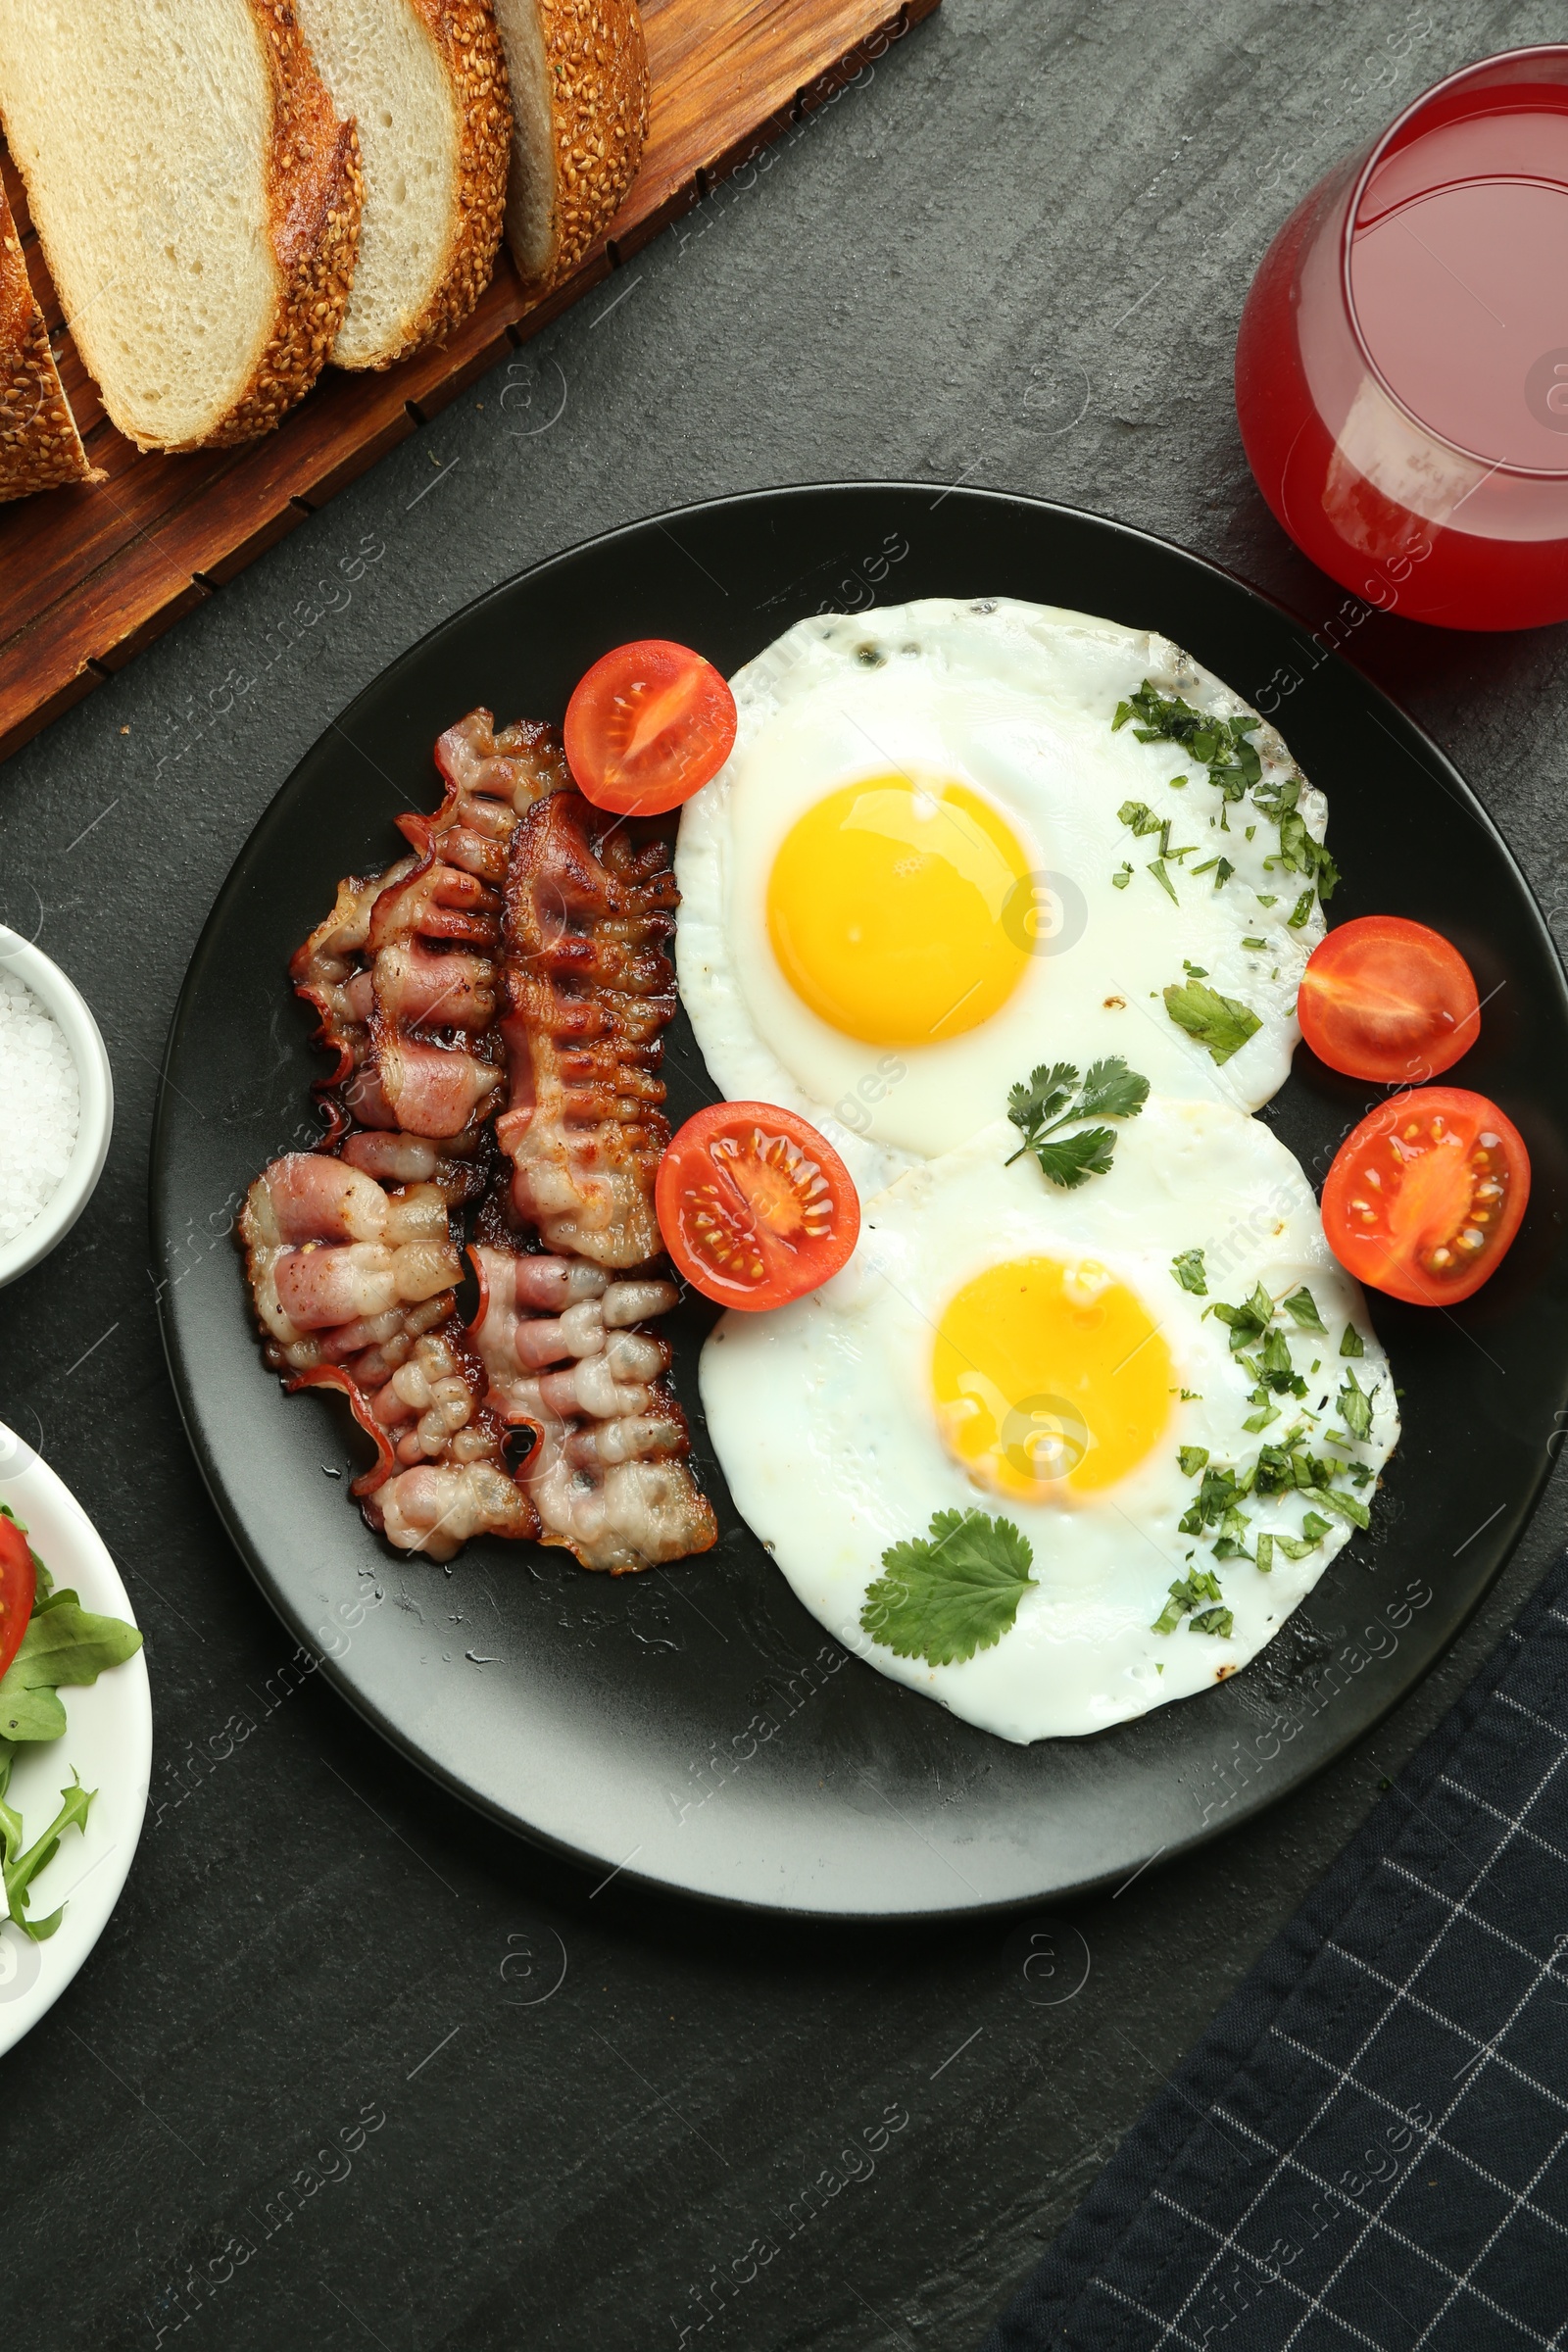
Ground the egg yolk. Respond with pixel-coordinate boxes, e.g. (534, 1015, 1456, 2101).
(766, 774, 1032, 1047)
(932, 1255, 1172, 1500)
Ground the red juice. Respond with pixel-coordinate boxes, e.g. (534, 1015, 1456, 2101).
(1236, 49, 1568, 631)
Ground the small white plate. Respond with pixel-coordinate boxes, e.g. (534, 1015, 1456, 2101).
(0, 1420, 151, 2055)
(0, 928, 115, 1291)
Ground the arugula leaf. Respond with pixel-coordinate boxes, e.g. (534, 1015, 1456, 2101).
(1163, 980, 1262, 1065)
(1337, 1366, 1374, 1443)
(861, 1511, 1035, 1665)
(1171, 1248, 1207, 1297)
(4, 1775, 94, 1940)
(1280, 1286, 1327, 1334)
(1340, 1324, 1365, 1358)
(0, 1683, 68, 1742)
(1006, 1056, 1149, 1189)
(5, 1600, 144, 1690)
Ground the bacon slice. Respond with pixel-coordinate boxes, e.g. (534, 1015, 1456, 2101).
(470, 1238, 716, 1574)
(242, 707, 716, 1573)
(289, 710, 570, 1144)
(497, 792, 677, 1268)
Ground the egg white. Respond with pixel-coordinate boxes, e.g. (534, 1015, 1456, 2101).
(699, 1096, 1398, 1744)
(675, 598, 1331, 1192)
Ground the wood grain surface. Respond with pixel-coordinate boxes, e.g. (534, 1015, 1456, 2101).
(0, 0, 939, 767)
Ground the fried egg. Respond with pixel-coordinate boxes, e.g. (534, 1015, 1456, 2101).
(675, 599, 1331, 1190)
(699, 1095, 1398, 1743)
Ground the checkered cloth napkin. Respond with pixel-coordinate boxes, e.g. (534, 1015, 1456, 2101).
(983, 1553, 1568, 2351)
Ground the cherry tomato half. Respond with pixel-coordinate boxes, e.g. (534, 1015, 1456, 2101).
(0, 1510, 37, 1684)
(564, 639, 737, 816)
(1321, 1086, 1529, 1306)
(1298, 915, 1480, 1085)
(656, 1102, 860, 1310)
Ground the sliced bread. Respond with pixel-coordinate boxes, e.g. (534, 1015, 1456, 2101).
(493, 0, 648, 295)
(0, 174, 97, 501)
(0, 0, 363, 452)
(295, 0, 510, 370)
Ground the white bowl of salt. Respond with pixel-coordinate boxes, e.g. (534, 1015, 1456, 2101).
(0, 928, 114, 1289)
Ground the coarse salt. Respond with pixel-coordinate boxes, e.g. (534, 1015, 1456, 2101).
(0, 967, 80, 1246)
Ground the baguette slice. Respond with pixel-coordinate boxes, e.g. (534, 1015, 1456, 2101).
(0, 0, 362, 452)
(0, 175, 98, 502)
(494, 0, 648, 295)
(295, 0, 510, 369)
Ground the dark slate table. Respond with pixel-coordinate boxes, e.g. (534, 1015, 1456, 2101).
(6, 5, 1568, 2345)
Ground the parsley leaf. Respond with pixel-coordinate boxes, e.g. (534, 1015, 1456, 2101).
(1178, 1446, 1210, 1477)
(1006, 1056, 1150, 1189)
(861, 1510, 1035, 1665)
(1210, 1282, 1275, 1351)
(1111, 681, 1262, 803)
(1281, 1285, 1327, 1334)
(1190, 1605, 1236, 1638)
(1152, 1566, 1225, 1633)
(1171, 1247, 1207, 1296)
(1035, 1126, 1118, 1187)
(1118, 799, 1164, 838)
(1162, 980, 1262, 1065)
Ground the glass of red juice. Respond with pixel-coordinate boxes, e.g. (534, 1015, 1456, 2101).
(1236, 46, 1568, 631)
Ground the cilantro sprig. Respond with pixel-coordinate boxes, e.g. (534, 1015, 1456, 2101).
(1005, 1056, 1150, 1189)
(861, 1510, 1035, 1666)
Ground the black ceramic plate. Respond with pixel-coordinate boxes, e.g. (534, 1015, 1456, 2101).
(152, 485, 1568, 1920)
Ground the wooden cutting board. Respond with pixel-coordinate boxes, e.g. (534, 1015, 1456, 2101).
(0, 0, 939, 768)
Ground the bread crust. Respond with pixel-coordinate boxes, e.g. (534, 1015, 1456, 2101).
(194, 0, 364, 449)
(348, 0, 510, 369)
(513, 0, 649, 295)
(0, 178, 97, 500)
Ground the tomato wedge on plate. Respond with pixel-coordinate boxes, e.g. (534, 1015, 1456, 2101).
(656, 1103, 860, 1310)
(564, 639, 738, 815)
(1321, 1086, 1529, 1306)
(0, 1510, 36, 1684)
(1298, 915, 1480, 1084)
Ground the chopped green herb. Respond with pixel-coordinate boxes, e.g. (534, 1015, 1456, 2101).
(1111, 681, 1262, 803)
(1183, 959, 1208, 978)
(1210, 1282, 1275, 1351)
(1163, 980, 1262, 1065)
(1006, 1056, 1150, 1189)
(1152, 1566, 1226, 1635)
(1190, 1605, 1236, 1638)
(1242, 936, 1266, 951)
(1118, 800, 1164, 839)
(860, 1510, 1035, 1665)
(1287, 889, 1315, 929)
(1171, 1248, 1208, 1297)
(1244, 1403, 1281, 1432)
(1112, 863, 1132, 889)
(1340, 1325, 1364, 1358)
(1337, 1366, 1374, 1443)
(1178, 1446, 1210, 1477)
(1297, 1483, 1371, 1532)
(1256, 894, 1278, 908)
(1281, 1286, 1327, 1334)
(1212, 858, 1236, 890)
(1254, 1533, 1274, 1575)
(1148, 858, 1177, 903)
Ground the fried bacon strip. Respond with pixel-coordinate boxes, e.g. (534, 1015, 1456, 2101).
(469, 1234, 716, 1574)
(239, 1152, 535, 1560)
(289, 710, 570, 1153)
(239, 706, 717, 1574)
(498, 791, 678, 1268)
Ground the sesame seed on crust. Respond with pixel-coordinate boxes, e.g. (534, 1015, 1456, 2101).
(0, 184, 98, 500)
(347, 0, 512, 371)
(521, 0, 649, 296)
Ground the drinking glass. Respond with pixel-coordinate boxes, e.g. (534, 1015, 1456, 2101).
(1236, 46, 1568, 631)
